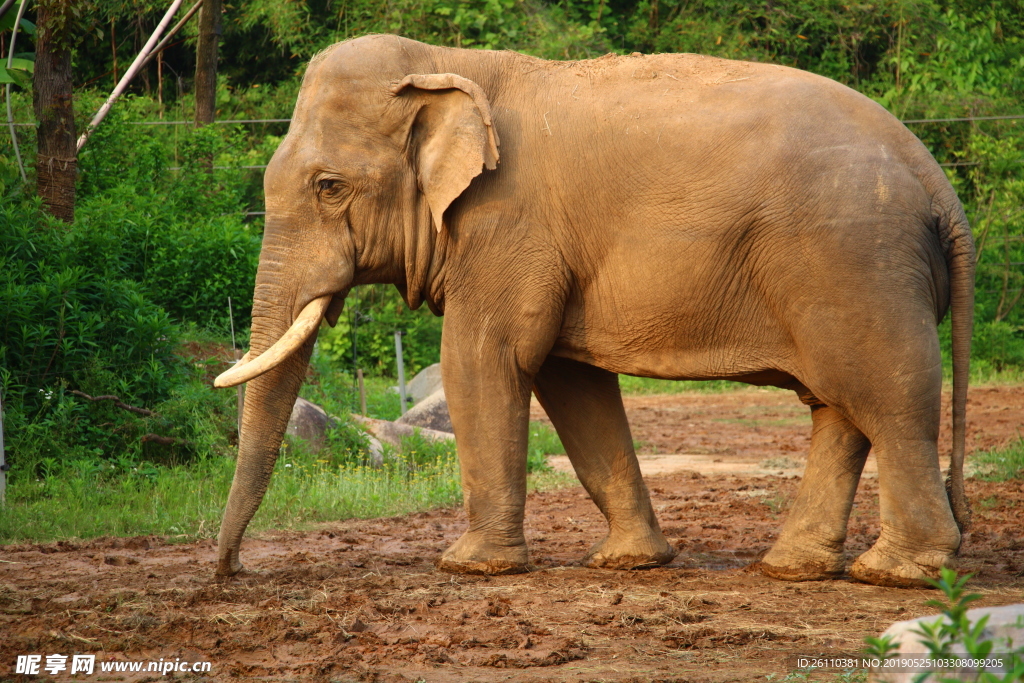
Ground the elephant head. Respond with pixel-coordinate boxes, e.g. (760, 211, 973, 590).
(211, 37, 500, 576)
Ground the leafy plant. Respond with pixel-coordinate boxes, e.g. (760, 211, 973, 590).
(864, 568, 1024, 683)
(0, 9, 35, 88)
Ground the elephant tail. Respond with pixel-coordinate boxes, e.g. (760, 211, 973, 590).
(936, 184, 975, 538)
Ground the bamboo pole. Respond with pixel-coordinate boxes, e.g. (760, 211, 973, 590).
(138, 0, 202, 71)
(156, 49, 162, 117)
(77, 0, 186, 152)
(4, 0, 29, 184)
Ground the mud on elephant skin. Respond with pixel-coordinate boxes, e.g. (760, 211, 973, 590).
(213, 35, 974, 588)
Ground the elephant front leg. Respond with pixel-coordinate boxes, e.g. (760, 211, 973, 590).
(534, 356, 676, 570)
(435, 340, 535, 575)
(760, 404, 870, 581)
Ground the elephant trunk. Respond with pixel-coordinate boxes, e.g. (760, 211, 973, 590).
(215, 292, 319, 576)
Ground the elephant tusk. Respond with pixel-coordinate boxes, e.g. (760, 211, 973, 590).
(213, 295, 330, 388)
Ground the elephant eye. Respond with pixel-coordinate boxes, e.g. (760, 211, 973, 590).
(317, 178, 346, 198)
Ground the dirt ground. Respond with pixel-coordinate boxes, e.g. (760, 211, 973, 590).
(2, 386, 1023, 682)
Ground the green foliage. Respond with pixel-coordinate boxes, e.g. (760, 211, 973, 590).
(907, 568, 1024, 682)
(0, 101, 260, 487)
(0, 198, 181, 410)
(873, 8, 1024, 115)
(0, 5, 35, 88)
(0, 9, 35, 35)
(34, 0, 89, 51)
(318, 285, 443, 379)
(74, 108, 264, 332)
(863, 570, 1024, 683)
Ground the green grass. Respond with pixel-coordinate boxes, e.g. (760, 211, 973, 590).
(530, 420, 564, 453)
(0, 440, 460, 543)
(971, 437, 1024, 481)
(0, 372, 574, 544)
(0, 442, 576, 544)
(962, 364, 1024, 386)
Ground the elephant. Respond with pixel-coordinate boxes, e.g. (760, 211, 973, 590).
(214, 34, 974, 588)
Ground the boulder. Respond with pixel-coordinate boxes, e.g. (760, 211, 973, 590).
(396, 388, 452, 433)
(351, 414, 454, 448)
(406, 363, 443, 405)
(286, 397, 336, 452)
(868, 603, 1024, 682)
(287, 397, 386, 467)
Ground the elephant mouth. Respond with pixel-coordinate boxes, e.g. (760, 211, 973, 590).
(213, 295, 332, 389)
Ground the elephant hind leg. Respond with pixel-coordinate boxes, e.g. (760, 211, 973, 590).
(533, 356, 676, 570)
(783, 324, 959, 587)
(759, 403, 870, 581)
(847, 419, 960, 588)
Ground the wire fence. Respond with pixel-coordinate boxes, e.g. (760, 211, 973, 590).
(7, 113, 1024, 127)
(6, 118, 292, 127)
(3, 113, 1022, 173)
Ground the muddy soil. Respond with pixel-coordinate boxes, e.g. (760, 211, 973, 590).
(2, 387, 1022, 682)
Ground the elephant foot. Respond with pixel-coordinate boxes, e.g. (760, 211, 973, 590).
(436, 531, 531, 576)
(582, 528, 677, 570)
(849, 544, 955, 589)
(758, 541, 845, 582)
(215, 549, 243, 577)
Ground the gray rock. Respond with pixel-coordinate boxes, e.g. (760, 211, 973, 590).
(868, 603, 1024, 682)
(406, 363, 443, 405)
(350, 414, 454, 449)
(286, 397, 336, 452)
(365, 434, 385, 468)
(286, 398, 387, 467)
(396, 388, 452, 433)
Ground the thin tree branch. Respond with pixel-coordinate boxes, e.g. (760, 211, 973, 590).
(69, 390, 157, 417)
(973, 189, 998, 264)
(141, 433, 190, 446)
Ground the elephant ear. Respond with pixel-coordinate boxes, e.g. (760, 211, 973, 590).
(392, 73, 500, 232)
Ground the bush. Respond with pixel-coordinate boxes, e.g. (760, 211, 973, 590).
(0, 112, 261, 483)
(0, 199, 181, 411)
(75, 109, 264, 334)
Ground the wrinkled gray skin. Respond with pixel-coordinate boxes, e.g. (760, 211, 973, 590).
(215, 35, 974, 588)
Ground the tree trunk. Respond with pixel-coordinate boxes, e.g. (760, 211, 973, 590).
(33, 0, 77, 223)
(194, 0, 222, 126)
